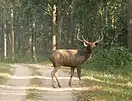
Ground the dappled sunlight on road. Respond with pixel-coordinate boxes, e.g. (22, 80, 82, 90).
(0, 92, 27, 96)
(0, 72, 132, 88)
(0, 73, 77, 79)
(0, 84, 93, 91)
(1, 63, 131, 101)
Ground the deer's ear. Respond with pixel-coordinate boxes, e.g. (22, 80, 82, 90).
(83, 42, 87, 47)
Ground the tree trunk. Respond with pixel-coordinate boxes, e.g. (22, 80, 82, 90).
(3, 0, 7, 59)
(69, 3, 75, 48)
(127, 0, 132, 51)
(10, 1, 15, 60)
(52, 5, 57, 51)
(57, 11, 64, 49)
(32, 21, 36, 61)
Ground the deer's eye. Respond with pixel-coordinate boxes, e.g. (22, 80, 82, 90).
(95, 43, 98, 46)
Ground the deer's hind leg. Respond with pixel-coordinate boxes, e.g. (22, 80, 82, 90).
(51, 66, 61, 88)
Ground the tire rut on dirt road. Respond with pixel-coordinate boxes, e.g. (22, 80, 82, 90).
(0, 64, 32, 101)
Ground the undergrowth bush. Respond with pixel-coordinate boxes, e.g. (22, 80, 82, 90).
(1, 55, 49, 63)
(86, 46, 132, 75)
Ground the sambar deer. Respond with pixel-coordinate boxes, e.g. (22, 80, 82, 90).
(50, 33, 103, 88)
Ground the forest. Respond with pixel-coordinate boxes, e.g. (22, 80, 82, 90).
(0, 0, 132, 100)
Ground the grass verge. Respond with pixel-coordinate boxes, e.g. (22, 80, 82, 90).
(76, 66, 132, 101)
(0, 63, 14, 84)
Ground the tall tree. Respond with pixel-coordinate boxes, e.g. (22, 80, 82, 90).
(10, 0, 15, 60)
(127, 0, 132, 51)
(3, 0, 7, 59)
(52, 4, 57, 51)
(32, 18, 37, 61)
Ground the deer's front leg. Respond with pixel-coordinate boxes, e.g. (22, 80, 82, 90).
(51, 67, 61, 88)
(77, 66, 83, 86)
(69, 67, 75, 86)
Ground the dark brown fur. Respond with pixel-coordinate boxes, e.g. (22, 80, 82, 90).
(50, 43, 95, 88)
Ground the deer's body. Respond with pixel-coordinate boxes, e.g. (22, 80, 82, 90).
(50, 48, 92, 67)
(50, 34, 103, 88)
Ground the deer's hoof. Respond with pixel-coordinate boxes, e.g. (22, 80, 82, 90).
(52, 84, 56, 88)
(58, 84, 61, 88)
(80, 83, 84, 87)
(79, 81, 84, 87)
(69, 83, 72, 87)
(81, 84, 84, 87)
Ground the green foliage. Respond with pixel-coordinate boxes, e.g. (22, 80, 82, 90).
(0, 0, 128, 64)
(1, 55, 50, 64)
(86, 46, 132, 75)
(79, 51, 132, 101)
(0, 63, 14, 84)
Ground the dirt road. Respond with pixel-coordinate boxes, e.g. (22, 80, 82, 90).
(0, 63, 90, 101)
(0, 64, 31, 101)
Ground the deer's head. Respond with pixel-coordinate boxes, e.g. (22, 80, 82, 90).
(77, 33, 104, 49)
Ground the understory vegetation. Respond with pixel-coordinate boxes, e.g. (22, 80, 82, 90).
(0, 63, 14, 84)
(87, 46, 132, 75)
(77, 46, 132, 101)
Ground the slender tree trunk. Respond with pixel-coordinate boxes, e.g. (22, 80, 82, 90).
(52, 5, 57, 51)
(101, 5, 104, 46)
(10, 1, 15, 60)
(4, 23, 7, 59)
(69, 3, 75, 48)
(127, 0, 132, 51)
(28, 36, 32, 58)
(3, 0, 7, 59)
(32, 21, 36, 61)
(57, 12, 64, 49)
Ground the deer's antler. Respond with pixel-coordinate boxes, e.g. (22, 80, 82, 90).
(77, 34, 89, 43)
(95, 33, 104, 43)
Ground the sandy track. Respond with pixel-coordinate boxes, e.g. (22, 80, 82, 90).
(0, 63, 92, 101)
(29, 64, 80, 101)
(0, 64, 31, 101)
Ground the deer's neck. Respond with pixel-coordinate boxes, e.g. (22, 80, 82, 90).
(86, 46, 92, 53)
(81, 47, 92, 64)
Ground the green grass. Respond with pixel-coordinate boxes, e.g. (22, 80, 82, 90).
(76, 67, 132, 101)
(0, 63, 14, 84)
